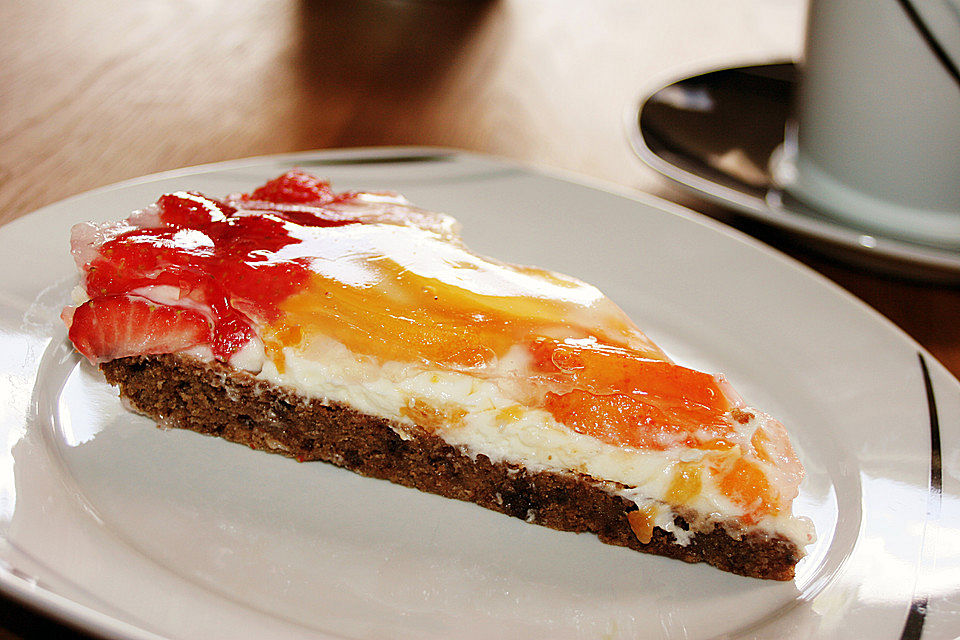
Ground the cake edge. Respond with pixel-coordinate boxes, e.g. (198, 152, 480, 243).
(100, 354, 802, 581)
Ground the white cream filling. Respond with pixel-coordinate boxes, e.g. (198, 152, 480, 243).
(255, 335, 814, 549)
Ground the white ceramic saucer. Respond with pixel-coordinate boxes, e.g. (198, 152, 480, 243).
(629, 62, 960, 282)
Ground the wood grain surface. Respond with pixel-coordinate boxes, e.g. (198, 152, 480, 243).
(2, 0, 959, 638)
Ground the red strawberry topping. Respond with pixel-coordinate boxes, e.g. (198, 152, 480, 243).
(68, 295, 211, 364)
(244, 170, 342, 205)
(67, 172, 364, 365)
(228, 170, 359, 227)
(157, 191, 234, 228)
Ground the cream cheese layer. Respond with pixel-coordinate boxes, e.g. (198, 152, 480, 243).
(256, 335, 815, 549)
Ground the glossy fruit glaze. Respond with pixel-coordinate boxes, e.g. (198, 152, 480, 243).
(66, 171, 803, 523)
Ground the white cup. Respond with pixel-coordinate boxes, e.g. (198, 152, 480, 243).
(775, 0, 960, 247)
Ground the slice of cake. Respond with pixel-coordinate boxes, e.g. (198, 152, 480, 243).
(62, 170, 814, 580)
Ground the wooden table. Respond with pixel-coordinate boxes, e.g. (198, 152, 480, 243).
(2, 1, 958, 637)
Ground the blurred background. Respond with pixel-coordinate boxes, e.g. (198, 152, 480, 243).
(0, 0, 806, 220)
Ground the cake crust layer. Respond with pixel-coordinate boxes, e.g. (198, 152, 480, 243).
(101, 354, 801, 580)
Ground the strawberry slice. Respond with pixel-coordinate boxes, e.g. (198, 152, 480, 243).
(244, 170, 341, 204)
(67, 294, 211, 364)
(157, 191, 234, 228)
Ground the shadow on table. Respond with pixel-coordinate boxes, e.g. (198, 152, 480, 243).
(296, 0, 498, 90)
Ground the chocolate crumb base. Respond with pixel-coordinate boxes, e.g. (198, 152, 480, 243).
(101, 354, 801, 580)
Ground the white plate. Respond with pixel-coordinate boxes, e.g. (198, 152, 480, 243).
(0, 148, 958, 640)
